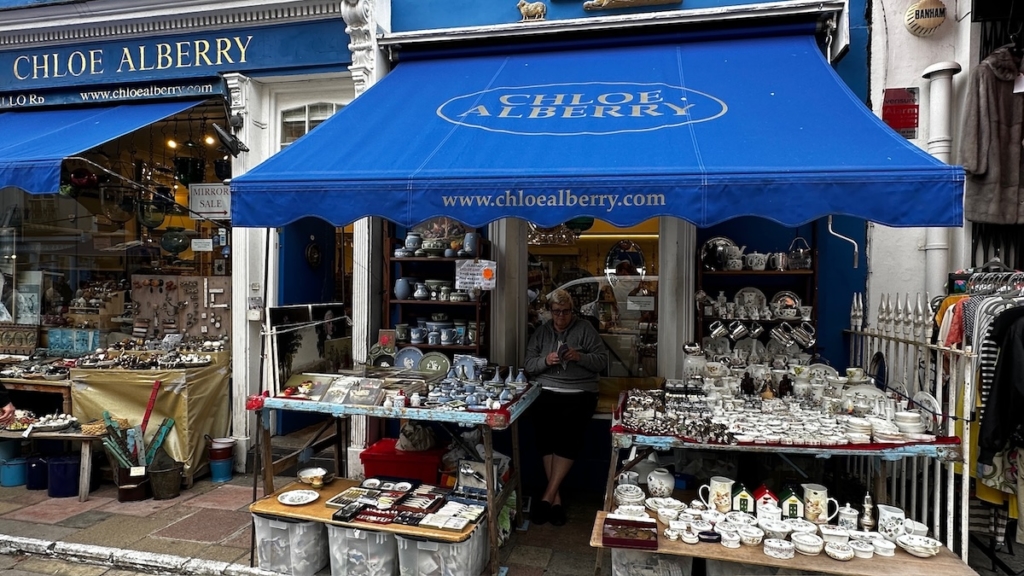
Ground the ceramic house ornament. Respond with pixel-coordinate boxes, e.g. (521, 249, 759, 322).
(732, 484, 755, 513)
(779, 487, 804, 520)
(753, 484, 779, 510)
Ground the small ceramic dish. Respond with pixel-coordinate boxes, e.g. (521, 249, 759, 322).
(759, 519, 792, 540)
(701, 510, 724, 526)
(791, 532, 825, 556)
(720, 532, 741, 548)
(848, 531, 884, 542)
(664, 528, 680, 541)
(873, 539, 896, 557)
(698, 531, 721, 543)
(896, 534, 942, 558)
(681, 531, 700, 545)
(785, 518, 819, 534)
(725, 511, 758, 526)
(738, 526, 765, 546)
(690, 520, 713, 533)
(689, 500, 708, 511)
(613, 505, 646, 518)
(849, 539, 875, 559)
(658, 507, 680, 525)
(714, 521, 741, 539)
(819, 525, 850, 544)
(763, 538, 795, 560)
(825, 541, 855, 561)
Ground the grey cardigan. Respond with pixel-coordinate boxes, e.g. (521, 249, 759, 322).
(524, 317, 608, 393)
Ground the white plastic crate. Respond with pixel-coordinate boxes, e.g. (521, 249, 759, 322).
(253, 514, 329, 576)
(611, 549, 693, 576)
(327, 525, 399, 576)
(396, 519, 487, 576)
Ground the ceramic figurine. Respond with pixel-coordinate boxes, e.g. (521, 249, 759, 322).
(778, 374, 793, 397)
(753, 484, 779, 510)
(732, 484, 755, 513)
(779, 486, 804, 520)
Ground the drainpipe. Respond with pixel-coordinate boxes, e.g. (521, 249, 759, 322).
(922, 62, 962, 298)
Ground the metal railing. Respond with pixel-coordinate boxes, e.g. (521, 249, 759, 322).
(845, 292, 972, 561)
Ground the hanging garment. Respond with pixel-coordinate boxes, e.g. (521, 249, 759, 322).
(962, 46, 1024, 224)
(979, 314, 1024, 465)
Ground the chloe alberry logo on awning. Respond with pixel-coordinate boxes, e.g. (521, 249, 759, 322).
(437, 81, 727, 136)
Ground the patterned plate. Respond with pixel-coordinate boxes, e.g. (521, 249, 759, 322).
(277, 489, 319, 506)
(394, 347, 424, 370)
(418, 352, 451, 375)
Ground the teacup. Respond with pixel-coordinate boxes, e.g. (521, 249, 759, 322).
(705, 362, 729, 378)
(846, 367, 865, 380)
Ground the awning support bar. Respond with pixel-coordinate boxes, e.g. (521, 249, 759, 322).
(827, 215, 859, 268)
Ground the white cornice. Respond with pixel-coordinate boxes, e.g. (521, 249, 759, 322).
(0, 0, 342, 49)
(379, 0, 845, 46)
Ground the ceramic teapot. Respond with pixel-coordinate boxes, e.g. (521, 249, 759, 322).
(744, 252, 768, 271)
(724, 245, 747, 259)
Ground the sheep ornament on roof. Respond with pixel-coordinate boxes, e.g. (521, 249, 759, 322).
(517, 0, 547, 21)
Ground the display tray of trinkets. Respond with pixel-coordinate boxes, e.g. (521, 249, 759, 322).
(324, 479, 469, 529)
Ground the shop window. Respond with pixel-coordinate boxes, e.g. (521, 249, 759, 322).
(280, 103, 344, 147)
(527, 219, 659, 378)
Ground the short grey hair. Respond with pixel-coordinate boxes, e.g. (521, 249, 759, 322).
(548, 289, 574, 310)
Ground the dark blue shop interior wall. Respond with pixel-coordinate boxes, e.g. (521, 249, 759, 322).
(276, 217, 337, 435)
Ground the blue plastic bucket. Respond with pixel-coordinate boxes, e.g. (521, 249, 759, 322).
(26, 457, 47, 490)
(1, 458, 27, 487)
(210, 458, 233, 483)
(47, 455, 80, 498)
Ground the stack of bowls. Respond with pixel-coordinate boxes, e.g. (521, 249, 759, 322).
(895, 411, 927, 434)
(614, 484, 645, 507)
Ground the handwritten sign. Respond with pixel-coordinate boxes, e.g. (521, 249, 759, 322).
(455, 259, 497, 290)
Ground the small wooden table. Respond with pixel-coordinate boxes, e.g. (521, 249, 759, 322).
(590, 511, 976, 576)
(0, 429, 102, 502)
(250, 478, 476, 542)
(0, 377, 72, 415)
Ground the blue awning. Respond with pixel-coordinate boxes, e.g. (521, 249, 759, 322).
(231, 33, 964, 229)
(0, 100, 203, 195)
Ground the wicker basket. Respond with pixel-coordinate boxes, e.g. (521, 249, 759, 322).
(81, 417, 130, 436)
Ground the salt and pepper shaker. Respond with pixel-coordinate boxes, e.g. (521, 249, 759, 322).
(859, 491, 876, 532)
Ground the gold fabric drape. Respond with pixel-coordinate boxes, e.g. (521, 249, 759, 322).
(70, 351, 231, 477)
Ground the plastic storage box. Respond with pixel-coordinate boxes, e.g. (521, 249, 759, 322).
(395, 519, 487, 576)
(360, 438, 446, 484)
(253, 514, 329, 576)
(327, 525, 399, 576)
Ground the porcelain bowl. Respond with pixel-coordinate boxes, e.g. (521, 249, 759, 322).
(690, 519, 713, 533)
(785, 518, 819, 535)
(720, 532, 741, 548)
(658, 507, 680, 525)
(759, 519, 792, 541)
(725, 511, 758, 526)
(702, 510, 724, 526)
(681, 531, 700, 544)
(714, 520, 741, 539)
(791, 532, 824, 556)
(825, 541, 855, 561)
(896, 534, 942, 558)
(738, 526, 765, 547)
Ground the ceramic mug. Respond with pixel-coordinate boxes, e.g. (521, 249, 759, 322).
(846, 367, 865, 380)
(770, 323, 795, 347)
(800, 306, 813, 321)
(699, 476, 736, 513)
(440, 328, 458, 346)
(409, 327, 427, 343)
(428, 331, 441, 346)
(618, 471, 639, 486)
(792, 322, 816, 348)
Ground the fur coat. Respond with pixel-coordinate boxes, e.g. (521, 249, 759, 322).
(962, 46, 1024, 224)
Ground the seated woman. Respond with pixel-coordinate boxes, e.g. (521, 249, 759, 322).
(524, 289, 609, 526)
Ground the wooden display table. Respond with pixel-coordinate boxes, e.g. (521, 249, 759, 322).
(0, 377, 72, 414)
(250, 479, 476, 543)
(0, 429, 102, 502)
(590, 511, 975, 576)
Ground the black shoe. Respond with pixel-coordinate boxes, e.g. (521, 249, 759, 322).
(532, 500, 551, 525)
(550, 504, 567, 526)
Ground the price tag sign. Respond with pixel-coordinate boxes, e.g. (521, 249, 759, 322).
(129, 466, 146, 477)
(627, 296, 655, 311)
(455, 260, 497, 290)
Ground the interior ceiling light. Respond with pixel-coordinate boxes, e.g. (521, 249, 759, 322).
(167, 139, 178, 149)
(205, 135, 216, 146)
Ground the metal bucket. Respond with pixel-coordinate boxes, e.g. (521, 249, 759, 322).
(150, 463, 183, 500)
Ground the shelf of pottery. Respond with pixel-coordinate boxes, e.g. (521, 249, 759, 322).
(594, 474, 972, 576)
(383, 229, 491, 372)
(696, 236, 818, 365)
